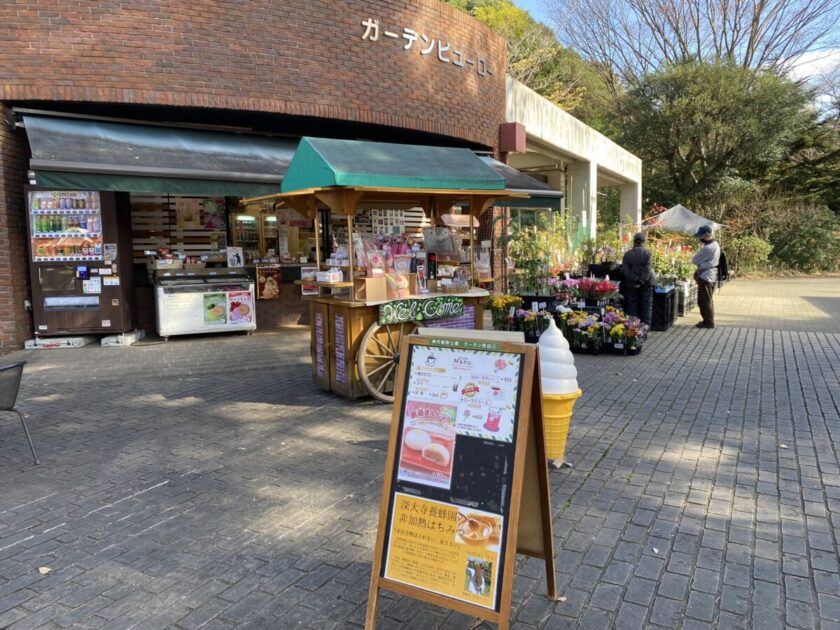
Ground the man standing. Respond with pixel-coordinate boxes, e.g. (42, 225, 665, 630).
(620, 232, 655, 324)
(692, 225, 720, 329)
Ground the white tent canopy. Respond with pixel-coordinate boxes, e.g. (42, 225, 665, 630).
(644, 204, 724, 234)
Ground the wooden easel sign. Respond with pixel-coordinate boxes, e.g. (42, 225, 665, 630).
(366, 335, 556, 630)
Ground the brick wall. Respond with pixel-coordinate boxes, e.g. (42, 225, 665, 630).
(0, 105, 32, 351)
(0, 1, 508, 352)
(0, 0, 506, 149)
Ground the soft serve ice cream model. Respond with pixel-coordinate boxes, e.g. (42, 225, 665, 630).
(538, 318, 578, 395)
(538, 318, 582, 466)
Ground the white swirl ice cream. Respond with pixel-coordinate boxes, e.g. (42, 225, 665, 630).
(538, 318, 579, 395)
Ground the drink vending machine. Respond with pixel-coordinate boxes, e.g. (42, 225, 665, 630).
(25, 188, 135, 336)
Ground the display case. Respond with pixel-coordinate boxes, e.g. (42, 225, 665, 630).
(230, 202, 281, 264)
(261, 214, 278, 256)
(29, 191, 103, 263)
(230, 212, 260, 262)
(154, 268, 256, 339)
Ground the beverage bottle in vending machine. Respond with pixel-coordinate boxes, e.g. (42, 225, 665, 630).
(80, 214, 87, 231)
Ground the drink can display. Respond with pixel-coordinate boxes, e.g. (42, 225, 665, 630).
(94, 242, 102, 255)
(80, 214, 87, 231)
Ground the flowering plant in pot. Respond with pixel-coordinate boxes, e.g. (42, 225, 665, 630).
(490, 294, 523, 330)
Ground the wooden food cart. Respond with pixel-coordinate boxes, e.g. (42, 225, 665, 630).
(242, 137, 527, 402)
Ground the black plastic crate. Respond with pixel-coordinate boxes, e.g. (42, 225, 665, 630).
(651, 289, 676, 331)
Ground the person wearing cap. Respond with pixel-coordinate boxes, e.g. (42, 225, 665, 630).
(692, 225, 720, 328)
(620, 232, 655, 324)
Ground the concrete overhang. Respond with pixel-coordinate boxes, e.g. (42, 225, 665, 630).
(504, 77, 642, 186)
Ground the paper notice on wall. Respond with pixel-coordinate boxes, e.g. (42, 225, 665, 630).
(103, 276, 120, 286)
(175, 197, 201, 229)
(103, 244, 117, 264)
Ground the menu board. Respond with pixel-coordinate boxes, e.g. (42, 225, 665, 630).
(382, 342, 522, 611)
(360, 329, 566, 630)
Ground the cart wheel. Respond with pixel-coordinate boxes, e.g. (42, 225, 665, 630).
(357, 321, 418, 403)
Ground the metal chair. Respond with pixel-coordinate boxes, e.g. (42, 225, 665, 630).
(0, 362, 39, 465)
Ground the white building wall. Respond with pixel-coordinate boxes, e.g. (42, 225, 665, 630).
(505, 77, 643, 229)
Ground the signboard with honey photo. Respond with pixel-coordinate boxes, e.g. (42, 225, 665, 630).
(366, 334, 555, 630)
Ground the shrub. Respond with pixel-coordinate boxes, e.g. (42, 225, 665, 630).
(769, 206, 840, 272)
(727, 235, 772, 274)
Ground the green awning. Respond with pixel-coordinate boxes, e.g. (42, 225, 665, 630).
(280, 137, 505, 193)
(478, 157, 564, 209)
(24, 114, 296, 197)
(31, 171, 280, 197)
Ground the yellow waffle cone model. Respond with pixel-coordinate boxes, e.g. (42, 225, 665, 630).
(538, 318, 581, 463)
(542, 389, 582, 461)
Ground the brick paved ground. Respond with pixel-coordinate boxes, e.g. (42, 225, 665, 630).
(0, 277, 838, 629)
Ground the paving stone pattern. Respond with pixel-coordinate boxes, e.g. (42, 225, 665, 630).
(0, 278, 839, 629)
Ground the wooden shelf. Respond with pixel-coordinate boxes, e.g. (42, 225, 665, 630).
(294, 280, 354, 288)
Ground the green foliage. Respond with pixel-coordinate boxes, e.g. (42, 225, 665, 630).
(768, 205, 840, 272)
(727, 235, 772, 274)
(618, 61, 809, 205)
(441, 0, 615, 133)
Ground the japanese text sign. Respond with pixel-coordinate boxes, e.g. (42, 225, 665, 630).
(360, 18, 494, 78)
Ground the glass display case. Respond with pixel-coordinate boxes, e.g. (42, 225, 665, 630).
(230, 202, 281, 264)
(231, 212, 259, 262)
(29, 191, 103, 262)
(262, 214, 278, 257)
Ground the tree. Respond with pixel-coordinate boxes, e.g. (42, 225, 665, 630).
(441, 0, 614, 132)
(617, 61, 809, 203)
(549, 0, 840, 93)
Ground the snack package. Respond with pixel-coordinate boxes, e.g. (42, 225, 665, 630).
(385, 271, 410, 299)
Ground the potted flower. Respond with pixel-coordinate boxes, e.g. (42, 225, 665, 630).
(490, 294, 523, 331)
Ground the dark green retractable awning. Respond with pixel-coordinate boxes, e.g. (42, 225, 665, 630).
(478, 156, 564, 209)
(280, 137, 505, 193)
(24, 115, 298, 196)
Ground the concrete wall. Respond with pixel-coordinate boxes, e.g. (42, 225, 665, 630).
(505, 77, 641, 183)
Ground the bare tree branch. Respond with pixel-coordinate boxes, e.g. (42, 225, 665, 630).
(548, 0, 840, 85)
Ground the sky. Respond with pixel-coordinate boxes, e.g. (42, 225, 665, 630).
(511, 0, 551, 25)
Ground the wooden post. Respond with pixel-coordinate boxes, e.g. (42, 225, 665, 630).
(313, 208, 322, 271)
(347, 213, 354, 284)
(469, 197, 476, 287)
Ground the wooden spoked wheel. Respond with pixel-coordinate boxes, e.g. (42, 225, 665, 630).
(357, 321, 418, 403)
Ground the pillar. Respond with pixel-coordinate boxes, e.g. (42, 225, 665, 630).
(567, 160, 597, 240)
(0, 104, 32, 354)
(619, 181, 642, 232)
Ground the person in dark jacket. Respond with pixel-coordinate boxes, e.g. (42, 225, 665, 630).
(621, 232, 655, 324)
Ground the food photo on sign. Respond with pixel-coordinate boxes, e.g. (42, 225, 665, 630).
(203, 293, 227, 325)
(256, 265, 281, 300)
(397, 401, 457, 490)
(227, 291, 253, 324)
(384, 494, 503, 610)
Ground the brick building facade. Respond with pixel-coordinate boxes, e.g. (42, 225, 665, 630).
(0, 0, 507, 352)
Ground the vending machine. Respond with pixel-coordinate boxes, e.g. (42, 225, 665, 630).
(25, 188, 135, 336)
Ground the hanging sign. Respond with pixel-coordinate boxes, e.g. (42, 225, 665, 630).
(366, 335, 556, 629)
(379, 296, 464, 325)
